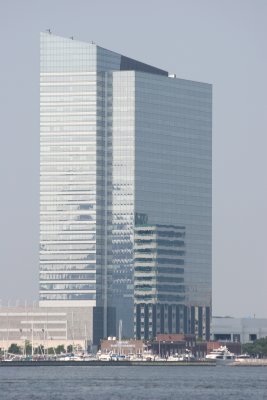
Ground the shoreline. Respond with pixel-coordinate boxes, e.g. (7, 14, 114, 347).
(0, 360, 215, 367)
(1, 359, 266, 367)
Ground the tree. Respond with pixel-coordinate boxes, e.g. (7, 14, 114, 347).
(34, 345, 44, 355)
(47, 347, 56, 355)
(55, 345, 66, 354)
(8, 343, 21, 354)
(24, 340, 32, 355)
(67, 344, 73, 353)
(242, 337, 267, 357)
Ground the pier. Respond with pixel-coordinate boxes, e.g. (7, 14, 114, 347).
(0, 360, 215, 367)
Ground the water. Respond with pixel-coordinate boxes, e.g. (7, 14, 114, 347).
(0, 366, 266, 400)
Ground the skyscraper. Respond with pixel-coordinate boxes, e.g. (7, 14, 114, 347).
(39, 32, 212, 341)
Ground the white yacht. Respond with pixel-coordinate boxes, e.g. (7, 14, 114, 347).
(167, 349, 195, 362)
(235, 354, 250, 360)
(167, 354, 185, 362)
(97, 351, 112, 361)
(205, 346, 235, 364)
(128, 353, 143, 361)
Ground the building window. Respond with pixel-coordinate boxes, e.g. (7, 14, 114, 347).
(214, 334, 231, 341)
(233, 334, 240, 342)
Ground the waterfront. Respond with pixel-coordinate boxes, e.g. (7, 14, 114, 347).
(0, 366, 266, 400)
(0, 360, 216, 367)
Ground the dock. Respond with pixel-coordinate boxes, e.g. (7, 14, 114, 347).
(232, 359, 267, 367)
(0, 360, 216, 367)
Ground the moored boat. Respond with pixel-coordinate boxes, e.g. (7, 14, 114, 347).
(205, 346, 235, 364)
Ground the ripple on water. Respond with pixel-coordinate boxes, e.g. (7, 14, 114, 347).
(0, 366, 266, 400)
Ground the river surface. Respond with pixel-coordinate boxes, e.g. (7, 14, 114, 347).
(0, 365, 266, 400)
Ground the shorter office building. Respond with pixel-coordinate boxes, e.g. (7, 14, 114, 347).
(100, 338, 145, 356)
(211, 317, 267, 343)
(149, 333, 196, 356)
(194, 341, 241, 357)
(0, 306, 93, 351)
(148, 334, 241, 357)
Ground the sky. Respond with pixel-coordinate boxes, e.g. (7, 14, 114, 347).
(0, 0, 266, 317)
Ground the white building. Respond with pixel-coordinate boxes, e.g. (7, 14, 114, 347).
(211, 317, 267, 343)
(0, 306, 93, 351)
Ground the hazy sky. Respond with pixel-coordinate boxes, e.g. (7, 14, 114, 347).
(0, 0, 266, 317)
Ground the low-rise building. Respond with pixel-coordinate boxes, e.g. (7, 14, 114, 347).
(149, 333, 196, 356)
(211, 317, 267, 343)
(0, 306, 93, 351)
(148, 334, 241, 357)
(100, 338, 145, 356)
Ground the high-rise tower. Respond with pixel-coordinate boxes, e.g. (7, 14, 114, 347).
(39, 32, 212, 341)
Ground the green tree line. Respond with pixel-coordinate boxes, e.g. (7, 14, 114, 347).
(242, 337, 267, 357)
(3, 342, 74, 355)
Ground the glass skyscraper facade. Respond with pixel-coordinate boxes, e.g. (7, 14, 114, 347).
(134, 225, 186, 340)
(39, 32, 212, 340)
